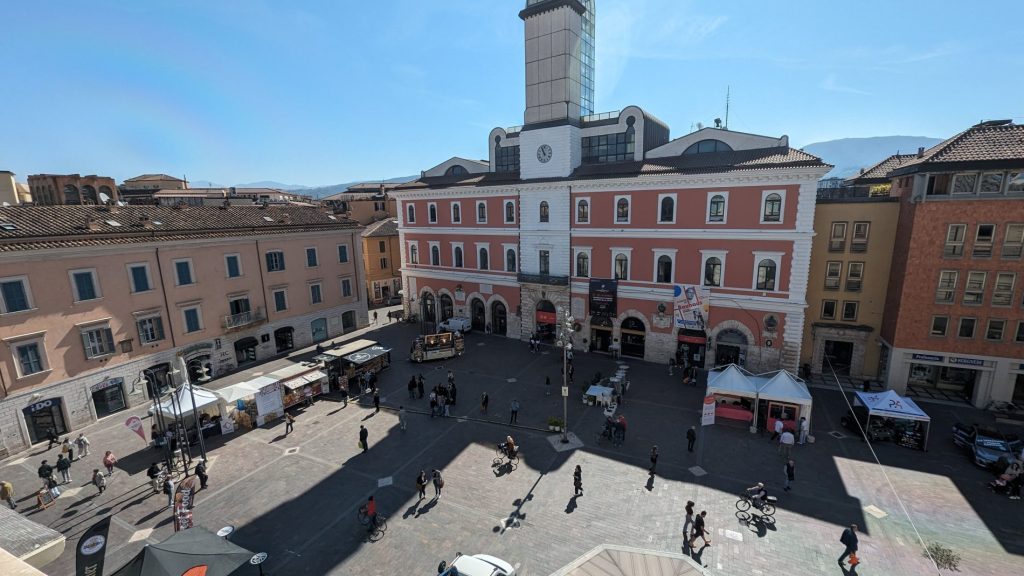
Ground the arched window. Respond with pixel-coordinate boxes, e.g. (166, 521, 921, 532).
(504, 201, 515, 223)
(445, 164, 468, 176)
(479, 248, 489, 270)
(614, 253, 629, 280)
(616, 198, 630, 223)
(506, 249, 516, 272)
(478, 201, 487, 223)
(428, 204, 437, 223)
(64, 185, 81, 205)
(81, 185, 98, 204)
(406, 204, 415, 223)
(657, 255, 673, 283)
(576, 252, 590, 277)
(756, 259, 777, 291)
(577, 199, 589, 223)
(430, 245, 440, 266)
(454, 246, 464, 268)
(704, 257, 722, 287)
(409, 244, 418, 264)
(683, 139, 733, 155)
(709, 195, 726, 222)
(539, 201, 550, 222)
(452, 203, 461, 223)
(99, 185, 114, 202)
(763, 193, 782, 222)
(659, 196, 674, 223)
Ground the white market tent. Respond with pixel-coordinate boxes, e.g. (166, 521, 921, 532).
(156, 383, 220, 416)
(706, 364, 758, 396)
(214, 381, 263, 404)
(854, 390, 931, 449)
(549, 544, 706, 576)
(705, 365, 814, 431)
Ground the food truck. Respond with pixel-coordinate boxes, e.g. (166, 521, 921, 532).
(315, 339, 392, 391)
(411, 332, 465, 362)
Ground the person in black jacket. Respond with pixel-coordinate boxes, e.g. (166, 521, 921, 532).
(45, 428, 59, 450)
(38, 460, 54, 487)
(687, 426, 697, 452)
(195, 460, 208, 490)
(838, 524, 859, 566)
(359, 425, 369, 453)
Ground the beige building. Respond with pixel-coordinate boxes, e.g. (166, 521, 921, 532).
(802, 164, 901, 380)
(361, 218, 401, 306)
(26, 174, 118, 205)
(0, 171, 26, 206)
(0, 205, 366, 457)
(122, 173, 188, 190)
(323, 183, 397, 225)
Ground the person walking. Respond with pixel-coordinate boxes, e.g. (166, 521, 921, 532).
(359, 425, 369, 453)
(447, 369, 454, 386)
(37, 460, 54, 488)
(147, 462, 163, 493)
(417, 375, 425, 399)
(61, 438, 74, 462)
(798, 416, 809, 445)
(341, 378, 349, 407)
(102, 451, 117, 476)
(649, 446, 659, 476)
(408, 376, 417, 400)
(431, 469, 444, 498)
(449, 381, 457, 406)
(545, 376, 551, 396)
(1, 480, 16, 510)
(481, 392, 489, 414)
(195, 460, 209, 490)
(770, 418, 784, 442)
(683, 501, 695, 542)
(780, 429, 795, 459)
(373, 310, 378, 324)
(689, 511, 711, 548)
(373, 389, 381, 413)
(573, 465, 583, 496)
(92, 469, 106, 494)
(429, 392, 438, 418)
(686, 426, 697, 453)
(784, 459, 796, 491)
(838, 524, 859, 566)
(285, 413, 295, 435)
(399, 406, 407, 431)
(56, 454, 72, 484)
(76, 433, 91, 459)
(416, 470, 428, 500)
(45, 428, 59, 450)
(163, 476, 175, 508)
(509, 399, 520, 425)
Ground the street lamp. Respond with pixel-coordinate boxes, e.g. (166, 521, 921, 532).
(133, 368, 175, 473)
(181, 357, 210, 463)
(557, 309, 575, 444)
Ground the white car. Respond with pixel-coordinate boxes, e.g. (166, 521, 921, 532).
(440, 553, 515, 576)
(439, 316, 472, 334)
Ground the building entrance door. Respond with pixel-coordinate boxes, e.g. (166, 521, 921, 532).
(1014, 374, 1024, 405)
(491, 301, 507, 335)
(22, 398, 68, 444)
(471, 298, 486, 332)
(620, 317, 646, 359)
(824, 340, 853, 374)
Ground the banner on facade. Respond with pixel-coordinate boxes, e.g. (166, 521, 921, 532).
(588, 279, 618, 317)
(76, 516, 111, 576)
(673, 284, 710, 332)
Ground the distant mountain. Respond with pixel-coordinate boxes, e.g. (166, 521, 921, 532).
(189, 180, 225, 188)
(235, 181, 311, 191)
(300, 176, 419, 199)
(184, 176, 417, 197)
(802, 136, 944, 179)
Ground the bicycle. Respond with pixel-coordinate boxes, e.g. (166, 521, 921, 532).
(493, 445, 520, 470)
(736, 492, 777, 517)
(357, 505, 389, 541)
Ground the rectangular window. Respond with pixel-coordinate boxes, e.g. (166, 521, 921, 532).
(963, 271, 986, 305)
(341, 278, 353, 298)
(986, 319, 1006, 341)
(137, 316, 166, 344)
(539, 250, 550, 275)
(495, 145, 521, 173)
(821, 300, 837, 320)
(273, 289, 288, 312)
(829, 222, 847, 252)
(379, 240, 386, 252)
(379, 257, 388, 269)
(1003, 224, 1024, 259)
(936, 270, 958, 303)
(1009, 172, 1024, 192)
(310, 283, 323, 304)
(337, 245, 349, 263)
(174, 260, 194, 286)
(930, 316, 948, 337)
(15, 342, 45, 376)
(992, 272, 1016, 306)
(980, 172, 1004, 194)
(128, 264, 151, 293)
(1016, 320, 1024, 344)
(225, 254, 242, 278)
(71, 269, 100, 301)
(0, 277, 31, 313)
(265, 251, 286, 272)
(841, 301, 858, 321)
(846, 262, 864, 292)
(851, 222, 870, 252)
(952, 173, 977, 195)
(581, 130, 635, 164)
(944, 224, 966, 257)
(183, 307, 202, 333)
(306, 247, 319, 268)
(973, 224, 995, 258)
(958, 317, 976, 339)
(81, 326, 115, 358)
(824, 261, 842, 290)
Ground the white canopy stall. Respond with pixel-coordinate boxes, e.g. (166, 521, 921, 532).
(854, 390, 931, 449)
(750, 371, 814, 435)
(705, 365, 759, 426)
(705, 365, 813, 433)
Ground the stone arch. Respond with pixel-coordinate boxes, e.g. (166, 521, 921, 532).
(487, 294, 511, 336)
(613, 309, 650, 331)
(708, 319, 756, 368)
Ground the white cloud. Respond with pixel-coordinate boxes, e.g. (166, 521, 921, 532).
(819, 73, 871, 96)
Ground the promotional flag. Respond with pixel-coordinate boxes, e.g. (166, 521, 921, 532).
(173, 476, 198, 532)
(76, 516, 111, 576)
(125, 416, 146, 443)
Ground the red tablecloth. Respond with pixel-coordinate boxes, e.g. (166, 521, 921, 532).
(715, 405, 754, 422)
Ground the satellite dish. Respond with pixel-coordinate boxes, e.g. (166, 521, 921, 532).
(117, 201, 126, 207)
(98, 192, 111, 203)
(1, 201, 10, 207)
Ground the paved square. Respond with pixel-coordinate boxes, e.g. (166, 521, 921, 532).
(3, 321, 1021, 575)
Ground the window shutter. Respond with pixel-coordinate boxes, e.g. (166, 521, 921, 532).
(155, 318, 165, 341)
(103, 328, 115, 353)
(81, 332, 93, 358)
(265, 252, 273, 270)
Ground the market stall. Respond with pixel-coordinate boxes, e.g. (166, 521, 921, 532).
(268, 364, 328, 409)
(154, 384, 225, 439)
(750, 370, 813, 434)
(316, 339, 383, 391)
(854, 390, 931, 450)
(705, 365, 813, 432)
(705, 365, 758, 423)
(214, 380, 263, 431)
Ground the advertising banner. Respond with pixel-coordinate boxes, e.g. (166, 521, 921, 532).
(76, 516, 111, 576)
(173, 476, 198, 532)
(701, 396, 716, 426)
(124, 416, 146, 443)
(673, 284, 710, 332)
(255, 382, 284, 426)
(588, 279, 618, 317)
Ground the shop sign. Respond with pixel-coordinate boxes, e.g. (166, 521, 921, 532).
(673, 284, 710, 332)
(911, 353, 944, 363)
(536, 310, 557, 324)
(949, 356, 985, 367)
(589, 279, 618, 317)
(90, 376, 123, 393)
(23, 397, 61, 414)
(678, 333, 706, 344)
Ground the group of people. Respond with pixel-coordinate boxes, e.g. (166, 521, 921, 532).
(990, 460, 1023, 499)
(427, 371, 458, 418)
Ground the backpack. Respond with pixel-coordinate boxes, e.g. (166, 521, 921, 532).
(163, 481, 173, 495)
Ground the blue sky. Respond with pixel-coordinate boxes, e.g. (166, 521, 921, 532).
(2, 0, 1021, 186)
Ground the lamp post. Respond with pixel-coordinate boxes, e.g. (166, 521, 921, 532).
(181, 357, 210, 463)
(557, 309, 575, 444)
(133, 368, 175, 473)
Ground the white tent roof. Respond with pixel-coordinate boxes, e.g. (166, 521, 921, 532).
(550, 544, 706, 576)
(214, 382, 261, 403)
(157, 384, 220, 415)
(753, 371, 813, 407)
(855, 390, 930, 422)
(706, 364, 758, 397)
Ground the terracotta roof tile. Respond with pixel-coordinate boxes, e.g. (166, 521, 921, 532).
(890, 122, 1024, 176)
(362, 218, 399, 238)
(845, 153, 918, 185)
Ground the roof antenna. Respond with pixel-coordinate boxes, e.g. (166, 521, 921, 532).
(725, 85, 731, 130)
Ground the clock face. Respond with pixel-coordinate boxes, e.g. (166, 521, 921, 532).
(537, 144, 553, 164)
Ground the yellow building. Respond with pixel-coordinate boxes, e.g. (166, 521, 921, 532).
(322, 183, 396, 225)
(802, 164, 902, 380)
(361, 218, 401, 306)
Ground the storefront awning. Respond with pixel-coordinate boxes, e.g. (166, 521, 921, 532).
(281, 371, 327, 390)
(342, 346, 391, 365)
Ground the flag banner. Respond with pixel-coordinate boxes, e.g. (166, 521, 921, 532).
(76, 516, 112, 576)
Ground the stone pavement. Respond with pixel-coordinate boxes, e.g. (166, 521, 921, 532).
(1, 320, 1021, 575)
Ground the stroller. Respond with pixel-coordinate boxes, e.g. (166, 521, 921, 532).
(598, 416, 624, 447)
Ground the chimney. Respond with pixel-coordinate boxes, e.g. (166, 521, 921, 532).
(138, 214, 153, 229)
(859, 168, 865, 175)
(220, 199, 231, 210)
(280, 213, 292, 224)
(917, 147, 925, 158)
(85, 217, 100, 231)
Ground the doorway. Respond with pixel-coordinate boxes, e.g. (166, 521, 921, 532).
(234, 337, 258, 366)
(471, 298, 486, 332)
(1013, 374, 1024, 405)
(620, 317, 646, 359)
(491, 301, 507, 335)
(22, 398, 68, 444)
(824, 340, 853, 374)
(535, 299, 556, 341)
(420, 293, 437, 333)
(590, 316, 612, 353)
(311, 318, 328, 342)
(715, 328, 748, 367)
(439, 294, 454, 322)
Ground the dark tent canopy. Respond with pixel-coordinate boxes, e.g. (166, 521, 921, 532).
(111, 527, 253, 576)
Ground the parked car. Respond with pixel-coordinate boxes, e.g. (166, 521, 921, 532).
(438, 316, 472, 334)
(439, 553, 515, 576)
(839, 407, 893, 442)
(952, 423, 1024, 469)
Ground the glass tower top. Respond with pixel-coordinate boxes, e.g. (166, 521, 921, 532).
(580, 0, 595, 116)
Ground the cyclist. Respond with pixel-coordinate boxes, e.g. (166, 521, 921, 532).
(745, 482, 767, 509)
(365, 496, 378, 533)
(500, 436, 517, 459)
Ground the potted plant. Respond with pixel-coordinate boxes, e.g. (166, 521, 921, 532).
(547, 416, 564, 432)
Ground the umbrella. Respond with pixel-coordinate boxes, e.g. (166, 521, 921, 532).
(110, 526, 253, 576)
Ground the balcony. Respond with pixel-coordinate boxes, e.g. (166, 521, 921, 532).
(517, 273, 569, 286)
(223, 307, 265, 331)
